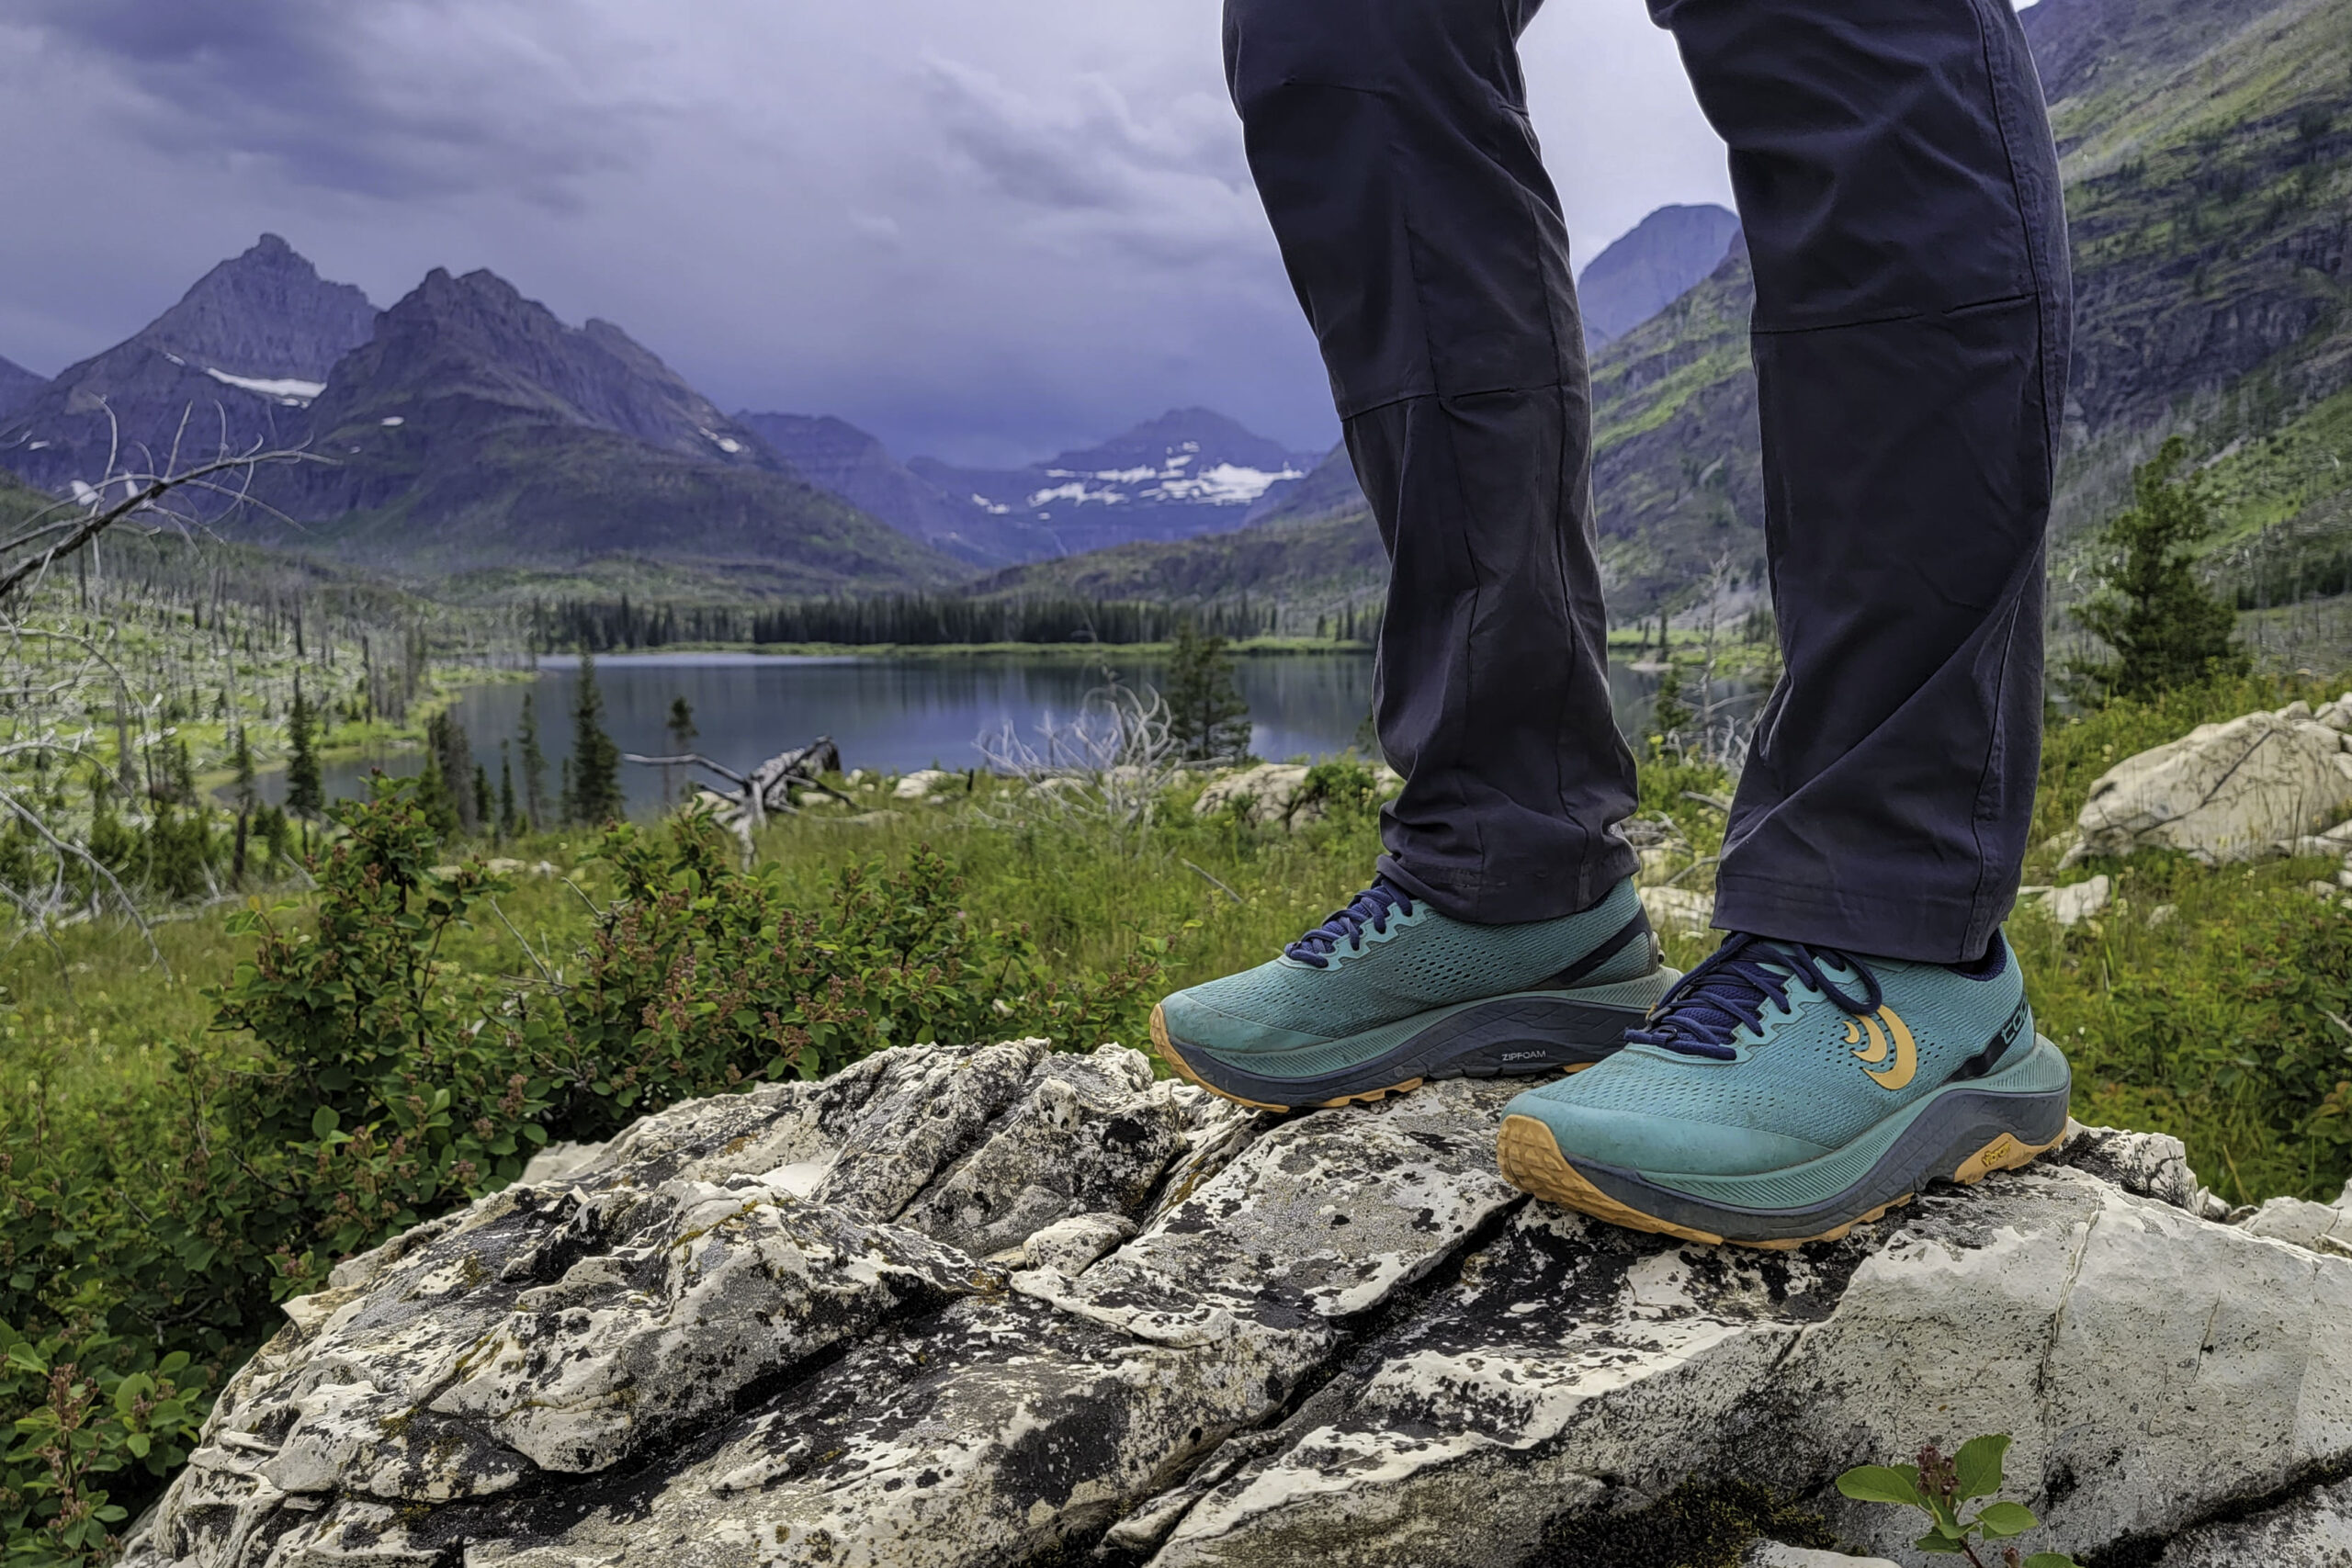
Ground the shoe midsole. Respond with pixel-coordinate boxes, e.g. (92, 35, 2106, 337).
(1562, 1037, 2074, 1240)
(1162, 968, 1679, 1104)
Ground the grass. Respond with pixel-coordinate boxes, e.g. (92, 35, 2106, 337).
(5, 669, 2351, 1208)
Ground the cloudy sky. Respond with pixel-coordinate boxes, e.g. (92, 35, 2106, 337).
(0, 0, 1734, 466)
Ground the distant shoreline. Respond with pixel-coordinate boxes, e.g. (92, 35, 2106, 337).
(530, 637, 1379, 661)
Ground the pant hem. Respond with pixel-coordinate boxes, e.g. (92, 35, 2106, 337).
(1711, 874, 2004, 965)
(1378, 845, 1638, 927)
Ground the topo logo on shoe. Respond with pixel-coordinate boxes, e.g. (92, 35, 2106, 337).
(1845, 1007, 1919, 1090)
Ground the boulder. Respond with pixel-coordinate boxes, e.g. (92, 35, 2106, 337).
(1192, 761, 1402, 831)
(2018, 873, 2111, 927)
(893, 769, 961, 800)
(121, 1046, 2352, 1568)
(1193, 763, 1315, 827)
(1640, 884, 1716, 937)
(2064, 694, 2352, 866)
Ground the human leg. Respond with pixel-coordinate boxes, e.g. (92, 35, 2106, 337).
(1148, 0, 1660, 1109)
(1498, 0, 2076, 1242)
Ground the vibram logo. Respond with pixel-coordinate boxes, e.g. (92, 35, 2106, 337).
(1844, 1007, 1919, 1090)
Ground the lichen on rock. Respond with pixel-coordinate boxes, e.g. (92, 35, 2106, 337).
(121, 1043, 2352, 1568)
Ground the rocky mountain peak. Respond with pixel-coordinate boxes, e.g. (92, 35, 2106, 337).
(1577, 203, 1745, 346)
(1044, 405, 1317, 479)
(0, 355, 44, 420)
(136, 233, 377, 382)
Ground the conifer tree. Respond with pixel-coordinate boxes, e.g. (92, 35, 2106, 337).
(517, 692, 548, 830)
(413, 752, 461, 841)
(428, 712, 478, 832)
(664, 695, 697, 802)
(473, 764, 493, 837)
(2074, 435, 2249, 702)
(1165, 621, 1252, 762)
(230, 726, 257, 886)
(285, 680, 324, 824)
(567, 649, 625, 824)
(499, 744, 522, 840)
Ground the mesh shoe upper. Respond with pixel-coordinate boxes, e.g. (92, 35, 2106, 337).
(1160, 876, 1653, 1056)
(1506, 932, 2032, 1176)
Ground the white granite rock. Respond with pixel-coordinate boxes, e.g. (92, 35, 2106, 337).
(1640, 884, 1716, 937)
(118, 1047, 2352, 1568)
(2065, 697, 2352, 865)
(892, 768, 960, 800)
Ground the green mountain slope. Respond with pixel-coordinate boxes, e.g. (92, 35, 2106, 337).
(255, 268, 967, 594)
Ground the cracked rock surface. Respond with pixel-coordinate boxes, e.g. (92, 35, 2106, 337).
(122, 1043, 2352, 1568)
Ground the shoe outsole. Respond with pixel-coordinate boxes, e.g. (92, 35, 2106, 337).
(1496, 1095, 2069, 1251)
(1149, 988, 1656, 1113)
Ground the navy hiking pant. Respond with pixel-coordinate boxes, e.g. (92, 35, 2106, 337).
(1223, 0, 2072, 964)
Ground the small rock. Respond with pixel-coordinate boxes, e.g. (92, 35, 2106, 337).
(1638, 885, 1714, 936)
(2147, 903, 2178, 927)
(844, 768, 870, 786)
(518, 1139, 607, 1188)
(1194, 763, 1316, 828)
(841, 810, 894, 827)
(1745, 1546, 1899, 1568)
(2312, 882, 2345, 899)
(1018, 1213, 1138, 1274)
(1635, 845, 1683, 886)
(893, 768, 959, 800)
(2041, 874, 2111, 926)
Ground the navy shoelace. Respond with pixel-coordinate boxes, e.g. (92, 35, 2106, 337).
(1627, 932, 1883, 1060)
(1285, 880, 1416, 967)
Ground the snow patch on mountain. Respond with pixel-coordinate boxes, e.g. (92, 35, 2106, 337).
(204, 367, 326, 405)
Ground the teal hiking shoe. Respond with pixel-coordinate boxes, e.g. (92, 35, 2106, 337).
(1496, 932, 2071, 1248)
(1150, 876, 1675, 1111)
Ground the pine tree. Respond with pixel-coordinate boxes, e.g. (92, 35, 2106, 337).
(2074, 435, 2249, 703)
(517, 692, 548, 830)
(1165, 621, 1253, 762)
(474, 764, 493, 837)
(413, 753, 461, 840)
(428, 712, 478, 832)
(230, 726, 257, 886)
(1649, 663, 1693, 753)
(285, 680, 324, 823)
(567, 649, 625, 824)
(499, 744, 522, 840)
(664, 695, 697, 801)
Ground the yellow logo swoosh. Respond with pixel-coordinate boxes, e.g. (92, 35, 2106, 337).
(1844, 1008, 1918, 1090)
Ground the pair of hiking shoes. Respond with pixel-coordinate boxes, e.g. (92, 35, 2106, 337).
(1149, 877, 2072, 1247)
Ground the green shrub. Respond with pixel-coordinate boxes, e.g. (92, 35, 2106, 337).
(0, 777, 1174, 1567)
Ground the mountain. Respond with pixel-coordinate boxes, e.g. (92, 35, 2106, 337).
(1576, 204, 1745, 347)
(254, 267, 964, 591)
(0, 235, 378, 493)
(0, 356, 43, 421)
(904, 408, 1323, 560)
(732, 412, 1022, 569)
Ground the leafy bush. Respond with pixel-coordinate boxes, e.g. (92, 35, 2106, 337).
(0, 778, 1172, 1566)
(1838, 1434, 2076, 1566)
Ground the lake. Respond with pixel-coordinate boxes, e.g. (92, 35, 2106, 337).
(249, 651, 1749, 818)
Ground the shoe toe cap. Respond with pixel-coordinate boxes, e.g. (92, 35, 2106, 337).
(1157, 986, 1328, 1059)
(1502, 1080, 1833, 1178)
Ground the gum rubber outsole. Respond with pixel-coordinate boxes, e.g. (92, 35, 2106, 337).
(1150, 1002, 1606, 1113)
(1495, 1112, 2067, 1250)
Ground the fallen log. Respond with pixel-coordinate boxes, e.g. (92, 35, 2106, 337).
(623, 736, 848, 859)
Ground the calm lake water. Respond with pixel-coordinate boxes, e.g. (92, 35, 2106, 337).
(250, 651, 1747, 818)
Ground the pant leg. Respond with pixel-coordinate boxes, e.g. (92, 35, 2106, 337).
(1224, 0, 1638, 924)
(1649, 0, 2074, 963)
